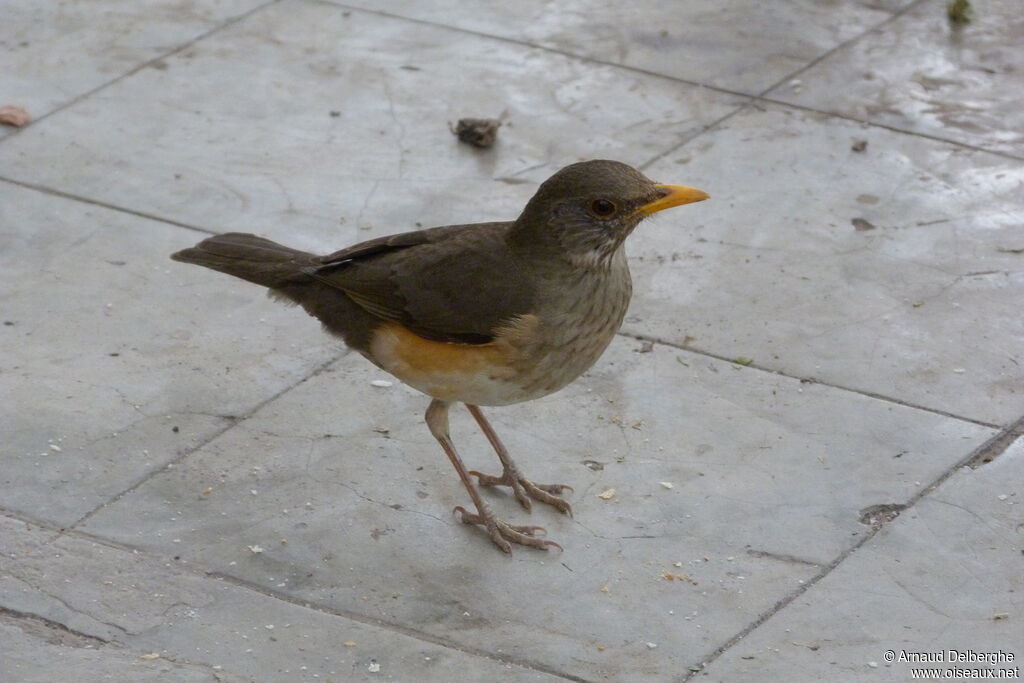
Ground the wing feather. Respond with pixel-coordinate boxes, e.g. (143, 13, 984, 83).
(308, 222, 535, 344)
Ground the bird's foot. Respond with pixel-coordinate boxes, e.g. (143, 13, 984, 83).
(468, 467, 573, 515)
(453, 505, 562, 553)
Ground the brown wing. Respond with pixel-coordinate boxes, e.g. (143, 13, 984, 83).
(307, 222, 536, 344)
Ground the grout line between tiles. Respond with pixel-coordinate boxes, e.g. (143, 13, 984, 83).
(755, 95, 1024, 162)
(638, 0, 938, 169)
(3, 0, 1016, 246)
(618, 330, 1001, 430)
(0, 507, 591, 683)
(70, 352, 347, 531)
(750, 0, 929, 100)
(678, 411, 1024, 681)
(201, 571, 592, 682)
(966, 417, 1024, 468)
(638, 99, 755, 171)
(0, 175, 218, 236)
(325, 0, 1023, 163)
(3, 177, 1002, 441)
(7, 416, 1018, 683)
(317, 0, 749, 92)
(0, 0, 284, 149)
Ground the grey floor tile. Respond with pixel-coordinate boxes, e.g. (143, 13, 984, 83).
(80, 337, 993, 681)
(335, 0, 911, 94)
(632, 104, 1024, 426)
(0, 0, 743, 248)
(0, 0, 269, 139)
(0, 621, 228, 683)
(0, 183, 339, 526)
(699, 437, 1024, 682)
(4, 1, 1020, 681)
(767, 0, 1024, 157)
(0, 515, 561, 682)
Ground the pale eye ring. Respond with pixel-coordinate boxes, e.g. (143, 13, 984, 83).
(590, 198, 616, 217)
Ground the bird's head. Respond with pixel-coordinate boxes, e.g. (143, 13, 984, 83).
(513, 159, 708, 267)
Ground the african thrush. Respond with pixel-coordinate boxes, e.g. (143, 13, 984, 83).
(171, 160, 708, 552)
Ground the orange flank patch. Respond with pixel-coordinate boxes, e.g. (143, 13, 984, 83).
(368, 317, 540, 405)
(374, 323, 508, 374)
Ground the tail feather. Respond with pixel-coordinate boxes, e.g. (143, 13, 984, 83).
(171, 232, 313, 288)
(172, 232, 381, 350)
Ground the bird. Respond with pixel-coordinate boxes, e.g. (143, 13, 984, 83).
(171, 159, 708, 552)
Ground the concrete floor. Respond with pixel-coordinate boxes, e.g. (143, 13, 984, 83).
(1, 1, 1022, 681)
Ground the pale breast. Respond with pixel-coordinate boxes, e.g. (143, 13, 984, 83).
(509, 259, 632, 400)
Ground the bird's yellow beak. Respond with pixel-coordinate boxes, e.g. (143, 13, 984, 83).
(636, 184, 709, 216)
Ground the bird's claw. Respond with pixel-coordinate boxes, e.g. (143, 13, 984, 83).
(468, 469, 573, 516)
(453, 506, 563, 553)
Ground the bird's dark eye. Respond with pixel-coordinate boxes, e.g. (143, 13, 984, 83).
(590, 198, 616, 217)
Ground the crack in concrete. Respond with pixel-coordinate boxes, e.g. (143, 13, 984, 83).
(4, 572, 131, 639)
(745, 548, 822, 568)
(325, 477, 448, 525)
(383, 80, 408, 179)
(0, 605, 110, 648)
(354, 178, 381, 228)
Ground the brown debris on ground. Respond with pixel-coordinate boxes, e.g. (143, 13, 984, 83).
(452, 117, 501, 148)
(947, 0, 973, 25)
(0, 105, 31, 127)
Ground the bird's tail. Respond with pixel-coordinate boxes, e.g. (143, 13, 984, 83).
(171, 232, 314, 288)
